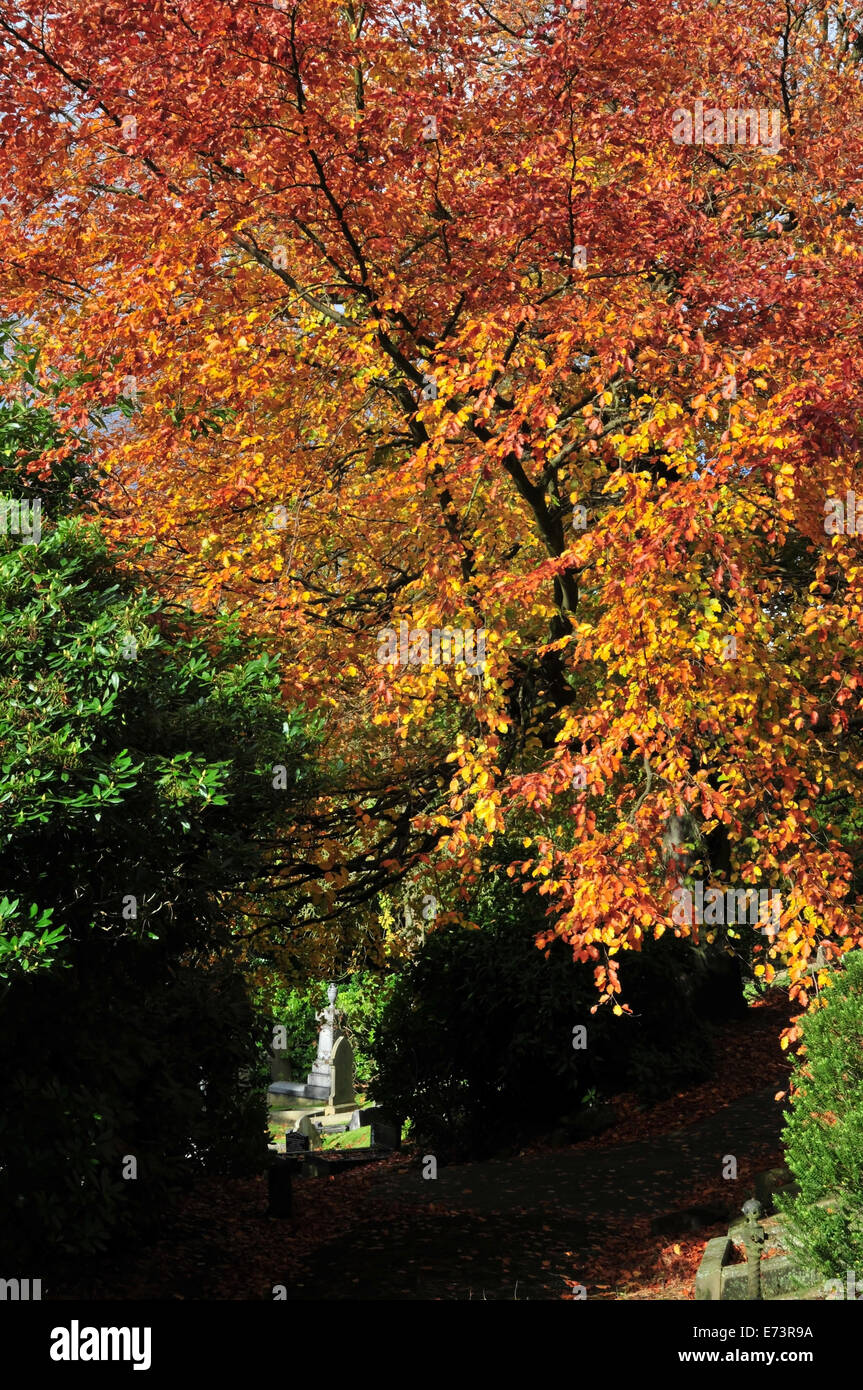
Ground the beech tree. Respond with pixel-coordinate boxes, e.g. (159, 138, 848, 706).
(2, 0, 863, 1021)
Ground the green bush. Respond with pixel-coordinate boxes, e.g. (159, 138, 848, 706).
(0, 382, 318, 1265)
(336, 972, 398, 1091)
(778, 952, 863, 1287)
(273, 985, 320, 1081)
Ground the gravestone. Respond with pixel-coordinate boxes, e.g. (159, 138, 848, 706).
(370, 1113, 401, 1151)
(284, 1131, 310, 1155)
(331, 1035, 355, 1107)
(348, 1105, 402, 1150)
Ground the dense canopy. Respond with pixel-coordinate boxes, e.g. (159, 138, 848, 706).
(2, 0, 863, 1014)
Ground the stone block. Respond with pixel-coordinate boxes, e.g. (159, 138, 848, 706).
(353, 1106, 401, 1149)
(760, 1254, 804, 1299)
(720, 1264, 752, 1300)
(695, 1237, 732, 1301)
(370, 1116, 401, 1150)
(720, 1252, 821, 1300)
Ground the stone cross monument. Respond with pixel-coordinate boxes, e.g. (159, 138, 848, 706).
(315, 983, 338, 1059)
(305, 983, 341, 1100)
(267, 981, 355, 1110)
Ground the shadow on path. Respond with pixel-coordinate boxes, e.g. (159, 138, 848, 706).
(282, 1084, 785, 1300)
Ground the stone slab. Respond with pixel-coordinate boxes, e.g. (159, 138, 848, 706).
(267, 1082, 310, 1105)
(298, 1149, 390, 1179)
(721, 1254, 817, 1301)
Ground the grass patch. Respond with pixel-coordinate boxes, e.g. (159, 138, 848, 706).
(321, 1126, 371, 1151)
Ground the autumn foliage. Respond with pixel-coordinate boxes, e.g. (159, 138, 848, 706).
(2, 0, 863, 1011)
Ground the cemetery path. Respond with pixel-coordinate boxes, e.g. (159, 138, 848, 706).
(57, 998, 790, 1301)
(365, 1083, 783, 1217)
(280, 1081, 786, 1301)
